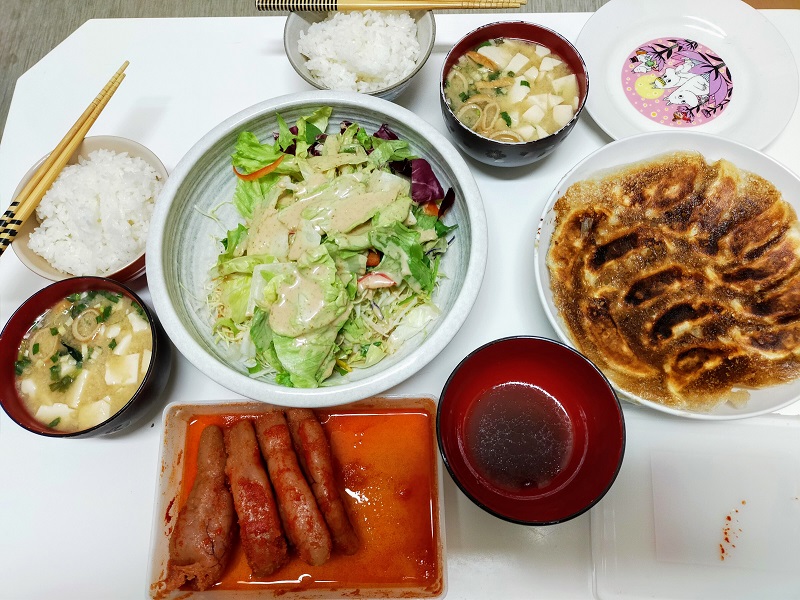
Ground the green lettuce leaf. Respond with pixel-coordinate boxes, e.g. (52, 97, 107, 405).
(218, 273, 251, 324)
(232, 174, 280, 219)
(232, 131, 283, 174)
(369, 222, 435, 294)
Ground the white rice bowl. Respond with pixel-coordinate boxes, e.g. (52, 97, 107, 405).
(28, 149, 163, 276)
(297, 11, 421, 93)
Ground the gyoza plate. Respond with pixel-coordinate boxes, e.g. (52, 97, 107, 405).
(534, 131, 800, 420)
(575, 0, 798, 149)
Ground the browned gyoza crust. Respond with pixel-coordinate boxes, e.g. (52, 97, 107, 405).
(547, 151, 800, 411)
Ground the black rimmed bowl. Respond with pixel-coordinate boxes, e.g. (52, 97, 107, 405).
(0, 277, 172, 437)
(437, 336, 624, 525)
(440, 21, 589, 168)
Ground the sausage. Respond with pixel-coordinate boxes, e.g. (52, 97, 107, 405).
(254, 411, 332, 566)
(285, 408, 359, 555)
(164, 425, 236, 591)
(224, 419, 288, 577)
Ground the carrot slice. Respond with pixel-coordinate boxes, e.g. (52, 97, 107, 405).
(233, 155, 285, 181)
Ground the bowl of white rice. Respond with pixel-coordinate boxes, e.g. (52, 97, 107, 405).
(284, 10, 435, 102)
(12, 136, 167, 283)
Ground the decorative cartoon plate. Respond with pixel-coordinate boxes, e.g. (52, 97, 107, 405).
(575, 0, 798, 149)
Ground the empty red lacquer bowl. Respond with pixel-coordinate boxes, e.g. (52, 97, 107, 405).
(437, 336, 624, 525)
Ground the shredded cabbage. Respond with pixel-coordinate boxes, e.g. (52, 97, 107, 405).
(207, 107, 456, 388)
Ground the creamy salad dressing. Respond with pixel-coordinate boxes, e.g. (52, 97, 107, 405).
(209, 108, 455, 388)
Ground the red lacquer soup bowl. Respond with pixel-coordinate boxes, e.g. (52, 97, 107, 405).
(0, 277, 171, 438)
(437, 336, 624, 525)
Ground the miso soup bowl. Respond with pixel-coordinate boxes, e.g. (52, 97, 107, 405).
(437, 336, 624, 525)
(0, 277, 172, 438)
(440, 21, 589, 168)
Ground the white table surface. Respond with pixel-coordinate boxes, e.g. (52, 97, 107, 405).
(1, 10, 798, 600)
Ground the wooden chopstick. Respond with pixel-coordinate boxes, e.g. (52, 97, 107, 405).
(256, 0, 526, 10)
(0, 61, 129, 259)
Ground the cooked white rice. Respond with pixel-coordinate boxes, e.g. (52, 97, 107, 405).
(28, 149, 163, 276)
(297, 10, 420, 93)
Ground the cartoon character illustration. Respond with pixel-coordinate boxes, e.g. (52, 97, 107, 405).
(627, 38, 733, 123)
(671, 107, 694, 123)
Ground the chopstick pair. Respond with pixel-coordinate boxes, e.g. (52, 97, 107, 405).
(0, 61, 129, 259)
(256, 0, 527, 10)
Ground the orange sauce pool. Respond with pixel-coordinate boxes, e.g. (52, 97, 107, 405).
(175, 399, 443, 597)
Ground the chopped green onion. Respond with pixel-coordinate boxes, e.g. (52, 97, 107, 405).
(507, 71, 515, 77)
(14, 358, 32, 376)
(70, 303, 87, 318)
(520, 80, 530, 88)
(87, 347, 95, 360)
(95, 305, 112, 323)
(49, 376, 75, 392)
(50, 364, 61, 381)
(101, 291, 121, 303)
(488, 71, 501, 81)
(132, 302, 148, 320)
(500, 111, 512, 127)
(32, 343, 40, 355)
(47, 417, 61, 428)
(50, 327, 59, 336)
(66, 293, 81, 302)
(109, 339, 117, 350)
(458, 91, 470, 103)
(476, 41, 492, 49)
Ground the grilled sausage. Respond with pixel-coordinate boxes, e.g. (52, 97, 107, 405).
(255, 411, 332, 566)
(285, 408, 359, 555)
(224, 419, 288, 577)
(164, 425, 235, 591)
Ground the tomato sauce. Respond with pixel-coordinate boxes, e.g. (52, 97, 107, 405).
(175, 399, 443, 597)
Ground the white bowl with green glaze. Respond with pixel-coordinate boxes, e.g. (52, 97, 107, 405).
(146, 91, 486, 407)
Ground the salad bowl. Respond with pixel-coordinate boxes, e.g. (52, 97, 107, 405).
(147, 91, 487, 407)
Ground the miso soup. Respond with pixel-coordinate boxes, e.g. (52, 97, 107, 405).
(14, 290, 153, 432)
(444, 38, 580, 143)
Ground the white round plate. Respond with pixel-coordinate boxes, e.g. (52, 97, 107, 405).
(534, 131, 800, 420)
(576, 0, 798, 149)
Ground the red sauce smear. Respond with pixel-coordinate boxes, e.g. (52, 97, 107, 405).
(719, 500, 746, 561)
(176, 400, 443, 596)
